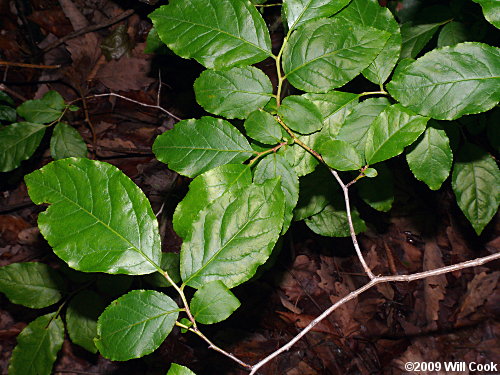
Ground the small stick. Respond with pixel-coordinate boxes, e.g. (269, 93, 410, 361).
(41, 9, 134, 53)
(0, 61, 61, 69)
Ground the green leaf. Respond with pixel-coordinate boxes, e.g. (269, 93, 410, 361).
(357, 163, 394, 212)
(194, 67, 273, 119)
(399, 22, 443, 59)
(318, 139, 363, 171)
(145, 253, 181, 287)
(0, 122, 46, 172)
(305, 193, 366, 237)
(0, 90, 14, 105)
(452, 143, 500, 235)
(167, 363, 197, 375)
(174, 164, 252, 239)
(304, 91, 359, 138)
(294, 166, 334, 221)
(279, 132, 320, 176)
(363, 167, 377, 178)
(149, 0, 272, 69)
(365, 104, 429, 165)
(181, 179, 285, 289)
(0, 104, 16, 122)
(282, 0, 352, 31)
(278, 95, 323, 134)
(50, 122, 87, 160)
(66, 290, 107, 353)
(472, 0, 500, 28)
(8, 313, 64, 375)
(335, 0, 402, 85)
(244, 110, 283, 144)
(406, 123, 453, 190)
(25, 158, 162, 275)
(153, 117, 254, 178)
(283, 18, 390, 92)
(190, 280, 240, 324)
(0, 262, 65, 308)
(437, 21, 470, 47)
(387, 43, 500, 120)
(95, 290, 179, 361)
(335, 97, 390, 161)
(16, 90, 65, 124)
(254, 153, 299, 233)
(144, 26, 170, 54)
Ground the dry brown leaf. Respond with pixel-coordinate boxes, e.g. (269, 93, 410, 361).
(279, 291, 303, 314)
(423, 241, 447, 326)
(457, 271, 500, 322)
(277, 311, 337, 335)
(95, 44, 154, 91)
(316, 255, 336, 293)
(280, 255, 318, 302)
(286, 361, 318, 375)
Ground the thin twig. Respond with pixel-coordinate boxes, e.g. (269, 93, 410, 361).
(90, 92, 182, 121)
(329, 169, 375, 279)
(0, 61, 61, 69)
(248, 251, 500, 374)
(0, 83, 27, 101)
(41, 9, 134, 53)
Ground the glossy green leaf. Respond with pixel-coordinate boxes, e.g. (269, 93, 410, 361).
(279, 132, 320, 176)
(167, 363, 197, 375)
(452, 143, 500, 235)
(254, 153, 299, 233)
(66, 290, 107, 353)
(0, 262, 65, 308)
(363, 167, 377, 178)
(437, 21, 470, 47)
(0, 104, 16, 122)
(357, 163, 394, 212)
(174, 164, 252, 238)
(25, 158, 161, 275)
(335, 97, 390, 161)
(388, 43, 500, 120)
(294, 166, 335, 220)
(365, 104, 429, 165)
(282, 0, 352, 31)
(335, 0, 402, 85)
(0, 91, 14, 105)
(95, 290, 180, 361)
(472, 0, 500, 28)
(144, 26, 170, 54)
(244, 110, 283, 144)
(305, 194, 366, 237)
(399, 22, 442, 59)
(406, 124, 453, 190)
(303, 91, 359, 138)
(8, 313, 64, 375)
(190, 280, 240, 324)
(153, 117, 254, 178)
(149, 0, 272, 69)
(283, 18, 390, 92)
(145, 253, 181, 287)
(16, 90, 65, 124)
(181, 179, 285, 289)
(194, 67, 273, 119)
(278, 95, 323, 134)
(318, 139, 363, 171)
(50, 122, 87, 160)
(0, 122, 46, 172)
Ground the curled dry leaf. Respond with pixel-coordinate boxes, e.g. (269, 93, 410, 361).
(457, 271, 500, 323)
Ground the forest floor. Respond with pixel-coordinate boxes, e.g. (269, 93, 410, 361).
(0, 0, 499, 374)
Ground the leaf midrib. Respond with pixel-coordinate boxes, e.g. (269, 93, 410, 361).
(183, 187, 272, 286)
(159, 15, 271, 57)
(36, 179, 159, 271)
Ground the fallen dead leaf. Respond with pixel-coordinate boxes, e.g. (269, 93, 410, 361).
(422, 241, 447, 327)
(457, 271, 500, 323)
